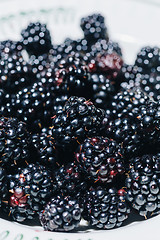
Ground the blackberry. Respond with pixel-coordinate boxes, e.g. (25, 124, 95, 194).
(52, 94, 68, 114)
(11, 81, 56, 132)
(51, 96, 104, 149)
(80, 14, 108, 45)
(31, 132, 58, 169)
(40, 195, 82, 232)
(0, 117, 31, 171)
(76, 137, 125, 184)
(5, 164, 53, 222)
(0, 40, 23, 56)
(140, 72, 160, 101)
(91, 73, 116, 109)
(91, 39, 122, 56)
(83, 186, 130, 229)
(53, 162, 87, 199)
(54, 56, 91, 98)
(0, 53, 33, 93)
(135, 46, 160, 73)
(21, 22, 52, 56)
(0, 167, 8, 208)
(125, 154, 160, 218)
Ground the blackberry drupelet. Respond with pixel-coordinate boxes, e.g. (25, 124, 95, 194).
(39, 195, 82, 232)
(125, 154, 160, 218)
(11, 81, 56, 132)
(83, 186, 130, 229)
(0, 117, 31, 170)
(5, 164, 53, 222)
(0, 167, 8, 208)
(51, 96, 105, 149)
(53, 162, 87, 199)
(80, 14, 108, 45)
(52, 94, 68, 114)
(76, 137, 125, 184)
(135, 46, 160, 73)
(21, 22, 52, 56)
(0, 40, 23, 56)
(31, 132, 58, 169)
(91, 73, 116, 109)
(54, 56, 91, 98)
(0, 53, 33, 93)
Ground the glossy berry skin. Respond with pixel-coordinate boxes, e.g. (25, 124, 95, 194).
(0, 117, 31, 170)
(91, 39, 122, 56)
(83, 186, 130, 229)
(21, 22, 52, 56)
(0, 40, 23, 56)
(53, 162, 87, 199)
(125, 154, 160, 218)
(54, 56, 91, 98)
(39, 195, 82, 232)
(52, 96, 104, 149)
(76, 137, 125, 184)
(32, 132, 58, 169)
(6, 164, 53, 222)
(80, 14, 108, 45)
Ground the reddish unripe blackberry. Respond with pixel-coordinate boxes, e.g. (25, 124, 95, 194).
(76, 136, 125, 184)
(125, 154, 160, 218)
(51, 96, 104, 149)
(83, 186, 130, 229)
(5, 164, 53, 222)
(40, 195, 82, 232)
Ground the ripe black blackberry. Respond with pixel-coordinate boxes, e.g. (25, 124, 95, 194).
(31, 132, 58, 169)
(76, 137, 124, 184)
(135, 46, 160, 73)
(51, 96, 105, 149)
(53, 162, 87, 199)
(140, 72, 160, 101)
(0, 40, 23, 56)
(39, 195, 82, 232)
(11, 81, 56, 132)
(54, 56, 91, 98)
(52, 94, 68, 114)
(91, 39, 122, 56)
(0, 167, 8, 208)
(83, 186, 130, 229)
(80, 14, 108, 45)
(0, 117, 31, 171)
(0, 53, 33, 93)
(125, 154, 160, 218)
(91, 73, 116, 109)
(5, 164, 53, 222)
(21, 22, 52, 56)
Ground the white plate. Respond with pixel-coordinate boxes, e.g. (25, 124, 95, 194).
(0, 0, 160, 239)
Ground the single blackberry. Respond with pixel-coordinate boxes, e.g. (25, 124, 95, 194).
(0, 53, 33, 93)
(83, 186, 130, 229)
(140, 72, 160, 101)
(91, 39, 122, 56)
(105, 117, 141, 158)
(11, 81, 56, 132)
(21, 22, 52, 56)
(91, 73, 116, 109)
(51, 96, 105, 149)
(135, 46, 160, 73)
(31, 132, 58, 169)
(0, 117, 31, 171)
(125, 154, 160, 218)
(54, 56, 91, 98)
(53, 162, 87, 199)
(0, 40, 23, 56)
(0, 167, 8, 208)
(80, 14, 108, 45)
(39, 195, 82, 232)
(5, 164, 53, 222)
(76, 137, 125, 184)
